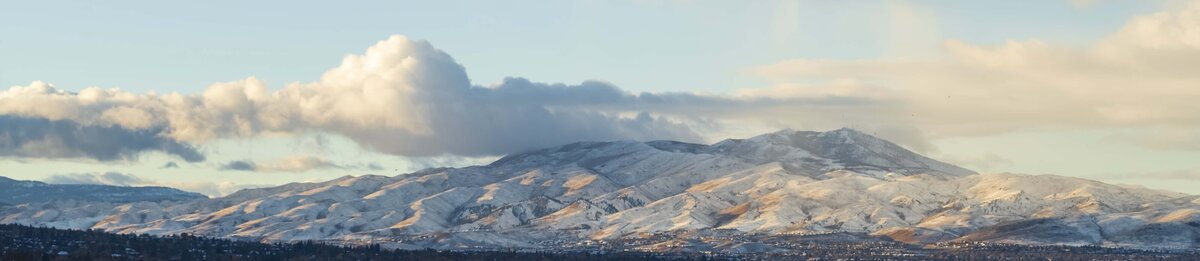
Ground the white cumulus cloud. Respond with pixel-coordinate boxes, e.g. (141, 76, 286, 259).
(43, 172, 261, 197)
(0, 35, 879, 161)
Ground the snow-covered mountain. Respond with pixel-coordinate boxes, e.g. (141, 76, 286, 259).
(0, 176, 205, 205)
(1, 128, 1197, 250)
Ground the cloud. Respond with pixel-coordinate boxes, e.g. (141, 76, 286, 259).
(259, 40, 751, 156)
(1, 35, 886, 159)
(365, 162, 385, 171)
(45, 171, 151, 186)
(219, 160, 258, 171)
(0, 115, 204, 162)
(43, 172, 261, 197)
(217, 156, 376, 173)
(0, 37, 702, 158)
(744, 1, 1200, 148)
(5, 2, 1200, 161)
(161, 161, 180, 169)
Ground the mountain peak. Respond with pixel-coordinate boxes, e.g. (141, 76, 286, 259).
(818, 127, 883, 144)
(825, 127, 867, 137)
(732, 128, 975, 176)
(744, 128, 888, 150)
(485, 128, 974, 178)
(754, 127, 869, 141)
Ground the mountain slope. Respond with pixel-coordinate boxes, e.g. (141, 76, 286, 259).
(1, 129, 1196, 251)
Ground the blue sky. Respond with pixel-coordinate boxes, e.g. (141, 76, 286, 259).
(3, 0, 1200, 195)
(1, 1, 1155, 93)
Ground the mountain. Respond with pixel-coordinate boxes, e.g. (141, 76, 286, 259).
(0, 176, 206, 205)
(1, 128, 1197, 252)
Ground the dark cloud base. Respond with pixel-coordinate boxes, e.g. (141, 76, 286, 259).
(219, 160, 257, 171)
(0, 116, 204, 162)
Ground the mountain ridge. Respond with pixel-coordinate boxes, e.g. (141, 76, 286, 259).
(0, 177, 206, 205)
(1, 128, 1197, 252)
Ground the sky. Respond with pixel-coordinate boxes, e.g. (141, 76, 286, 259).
(3, 0, 1200, 196)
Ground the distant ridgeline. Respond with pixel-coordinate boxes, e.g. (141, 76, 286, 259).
(0, 176, 205, 205)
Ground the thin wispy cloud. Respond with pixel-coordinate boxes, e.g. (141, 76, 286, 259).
(745, 1, 1200, 147)
(43, 171, 261, 197)
(218, 156, 384, 173)
(44, 172, 152, 187)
